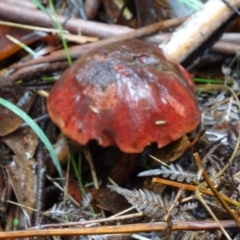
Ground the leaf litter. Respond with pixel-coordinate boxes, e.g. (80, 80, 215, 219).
(0, 1, 240, 239)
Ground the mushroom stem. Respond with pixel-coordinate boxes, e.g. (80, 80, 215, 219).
(109, 152, 141, 186)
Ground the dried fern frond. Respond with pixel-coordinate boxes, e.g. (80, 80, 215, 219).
(138, 163, 201, 183)
(135, 231, 176, 240)
(200, 91, 240, 144)
(180, 202, 198, 211)
(44, 200, 94, 222)
(179, 230, 214, 240)
(81, 193, 92, 209)
(108, 185, 178, 220)
(45, 202, 72, 217)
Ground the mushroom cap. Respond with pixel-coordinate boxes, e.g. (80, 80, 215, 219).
(47, 39, 200, 153)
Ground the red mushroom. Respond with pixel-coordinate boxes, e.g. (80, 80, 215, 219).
(47, 39, 200, 154)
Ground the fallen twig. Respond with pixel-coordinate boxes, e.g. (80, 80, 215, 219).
(0, 2, 132, 38)
(0, 220, 237, 239)
(0, 62, 69, 86)
(8, 17, 186, 70)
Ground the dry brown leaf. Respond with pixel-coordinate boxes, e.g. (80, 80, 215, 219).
(151, 135, 190, 164)
(0, 91, 36, 136)
(3, 127, 38, 224)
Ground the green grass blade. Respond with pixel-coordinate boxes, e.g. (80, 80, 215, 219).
(48, 0, 72, 65)
(32, 0, 72, 65)
(6, 35, 37, 57)
(0, 97, 62, 178)
(31, 0, 55, 25)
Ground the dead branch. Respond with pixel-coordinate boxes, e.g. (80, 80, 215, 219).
(160, 0, 240, 62)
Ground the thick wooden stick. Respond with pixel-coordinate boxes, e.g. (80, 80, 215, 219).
(160, 0, 240, 62)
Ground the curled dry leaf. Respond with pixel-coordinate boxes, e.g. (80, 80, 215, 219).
(151, 134, 191, 164)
